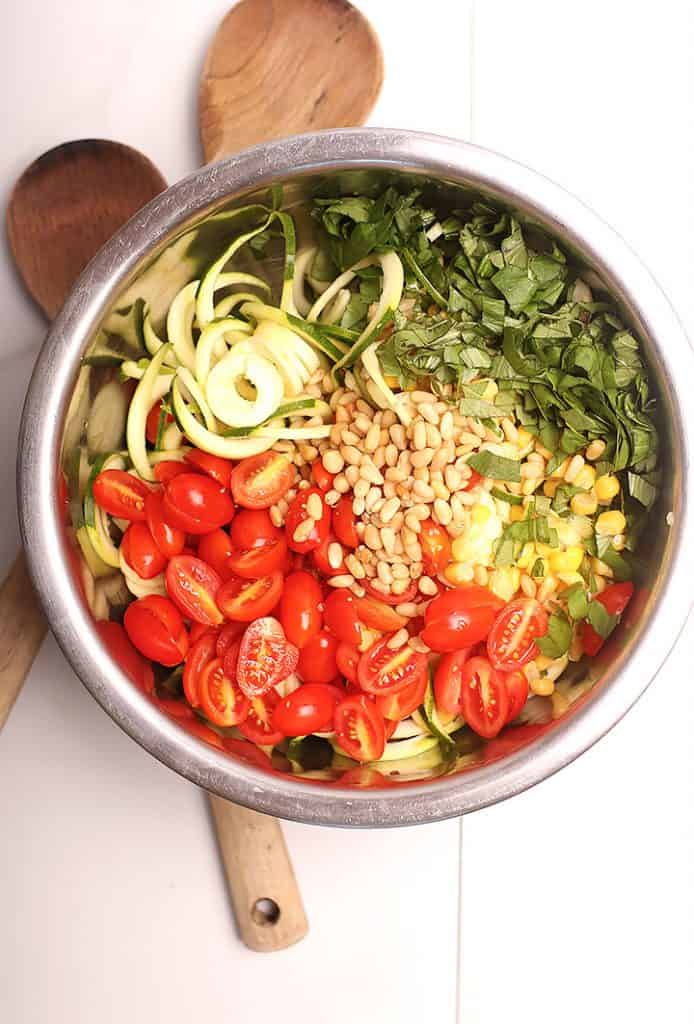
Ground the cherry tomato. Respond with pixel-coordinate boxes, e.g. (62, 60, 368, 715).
(96, 620, 154, 694)
(312, 462, 334, 492)
(272, 683, 342, 736)
(165, 555, 223, 626)
(189, 621, 216, 645)
(336, 643, 360, 684)
(199, 658, 249, 727)
(355, 595, 407, 633)
(580, 582, 635, 656)
(183, 630, 218, 707)
(223, 736, 272, 767)
(363, 580, 419, 605)
(236, 617, 299, 697)
(297, 631, 339, 685)
(227, 537, 288, 579)
(229, 509, 281, 550)
(93, 469, 150, 521)
(339, 766, 391, 788)
(121, 521, 167, 579)
(332, 496, 359, 549)
(217, 572, 284, 622)
(419, 518, 452, 575)
(163, 473, 234, 535)
(153, 460, 189, 484)
(197, 529, 235, 580)
(124, 595, 189, 666)
(185, 718, 225, 750)
(487, 598, 548, 671)
(185, 450, 232, 490)
(216, 621, 245, 660)
(238, 690, 284, 746)
(145, 490, 185, 559)
(285, 487, 330, 554)
(465, 468, 482, 490)
(504, 670, 529, 723)
(310, 533, 346, 576)
(230, 452, 295, 509)
(433, 649, 472, 715)
(146, 399, 174, 445)
(460, 656, 509, 739)
(375, 668, 428, 721)
(358, 636, 428, 696)
(334, 695, 386, 763)
(223, 638, 241, 680)
(323, 590, 361, 645)
(422, 586, 504, 653)
(279, 571, 323, 649)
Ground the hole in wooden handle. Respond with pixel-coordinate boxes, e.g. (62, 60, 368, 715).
(251, 897, 281, 927)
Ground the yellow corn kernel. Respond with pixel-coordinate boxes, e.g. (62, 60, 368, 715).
(450, 535, 468, 561)
(444, 562, 475, 587)
(548, 545, 584, 574)
(543, 478, 561, 498)
(570, 490, 598, 516)
(489, 566, 520, 602)
(535, 542, 554, 558)
(595, 510, 626, 536)
(555, 520, 581, 548)
(573, 465, 596, 490)
(595, 474, 620, 503)
(509, 504, 526, 522)
(470, 503, 491, 525)
(529, 675, 555, 697)
(517, 542, 536, 569)
(556, 571, 584, 587)
(516, 427, 533, 448)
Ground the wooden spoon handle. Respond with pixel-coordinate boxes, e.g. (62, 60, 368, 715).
(209, 795, 308, 951)
(0, 551, 48, 730)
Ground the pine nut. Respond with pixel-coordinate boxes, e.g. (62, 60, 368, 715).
(328, 542, 344, 569)
(345, 554, 365, 579)
(409, 636, 430, 653)
(306, 493, 323, 520)
(322, 450, 344, 474)
(293, 518, 315, 543)
(526, 451, 545, 466)
(365, 487, 382, 512)
(387, 628, 409, 650)
(392, 564, 410, 581)
(410, 562, 424, 579)
(433, 498, 452, 525)
(413, 481, 435, 501)
(411, 390, 433, 404)
(413, 421, 427, 450)
(333, 473, 350, 494)
(418, 403, 438, 424)
(381, 527, 396, 554)
(418, 576, 438, 596)
(270, 506, 284, 527)
(379, 496, 401, 523)
(377, 561, 393, 585)
(385, 443, 399, 467)
(585, 439, 607, 461)
(431, 481, 450, 501)
(501, 417, 519, 443)
(440, 411, 454, 439)
(520, 462, 544, 479)
(352, 496, 366, 516)
(364, 423, 380, 452)
(522, 478, 541, 495)
(327, 574, 355, 588)
(444, 466, 462, 491)
(425, 424, 441, 448)
(353, 478, 370, 499)
(564, 454, 585, 484)
(341, 444, 362, 466)
(372, 448, 386, 469)
(404, 513, 421, 534)
(405, 541, 423, 562)
(537, 577, 558, 602)
(395, 602, 418, 617)
(391, 578, 411, 595)
(353, 413, 373, 435)
(345, 465, 360, 486)
(411, 448, 434, 468)
(359, 461, 384, 486)
(389, 424, 407, 450)
(383, 481, 398, 499)
(364, 525, 382, 550)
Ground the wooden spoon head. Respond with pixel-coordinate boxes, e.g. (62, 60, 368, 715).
(6, 139, 167, 319)
(199, 0, 384, 163)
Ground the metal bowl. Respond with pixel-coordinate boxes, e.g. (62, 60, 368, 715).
(18, 129, 694, 826)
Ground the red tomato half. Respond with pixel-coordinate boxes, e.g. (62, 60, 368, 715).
(196, 529, 234, 580)
(183, 630, 218, 707)
(216, 621, 245, 660)
(487, 598, 548, 672)
(465, 468, 482, 490)
(239, 691, 284, 746)
(420, 518, 452, 575)
(580, 582, 635, 656)
(433, 648, 473, 715)
(96, 620, 154, 694)
(332, 496, 359, 549)
(165, 555, 224, 626)
(279, 571, 324, 649)
(310, 533, 345, 577)
(145, 490, 185, 559)
(230, 452, 295, 509)
(358, 636, 427, 696)
(504, 670, 529, 723)
(199, 658, 249, 727)
(375, 668, 428, 721)
(285, 487, 330, 553)
(355, 595, 407, 633)
(236, 617, 299, 697)
(272, 683, 342, 736)
(312, 462, 334, 492)
(363, 580, 419, 605)
(185, 450, 232, 490)
(422, 586, 503, 653)
(217, 572, 283, 621)
(323, 590, 361, 646)
(124, 595, 189, 667)
(229, 509, 281, 550)
(334, 695, 386, 763)
(163, 473, 235, 535)
(146, 399, 174, 445)
(227, 537, 287, 579)
(336, 643, 360, 684)
(93, 469, 150, 521)
(460, 656, 509, 739)
(153, 460, 188, 484)
(297, 631, 339, 685)
(121, 521, 167, 579)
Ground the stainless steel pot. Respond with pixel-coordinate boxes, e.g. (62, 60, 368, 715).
(18, 129, 694, 827)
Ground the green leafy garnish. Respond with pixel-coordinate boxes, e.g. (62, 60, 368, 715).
(586, 600, 616, 639)
(490, 487, 523, 505)
(536, 611, 573, 658)
(467, 451, 521, 482)
(563, 583, 590, 621)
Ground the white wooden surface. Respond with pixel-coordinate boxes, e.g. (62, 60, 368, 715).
(1, 3, 692, 1022)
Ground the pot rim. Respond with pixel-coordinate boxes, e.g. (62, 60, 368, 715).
(17, 128, 694, 827)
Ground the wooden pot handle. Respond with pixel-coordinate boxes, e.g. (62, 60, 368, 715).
(209, 796, 308, 951)
(0, 551, 48, 730)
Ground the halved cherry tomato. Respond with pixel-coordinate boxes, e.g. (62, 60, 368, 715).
(580, 582, 635, 657)
(217, 572, 283, 622)
(93, 469, 150, 521)
(223, 638, 241, 680)
(334, 695, 386, 763)
(297, 631, 339, 685)
(422, 586, 503, 653)
(336, 643, 360, 684)
(358, 636, 428, 696)
(285, 487, 330, 553)
(487, 598, 548, 671)
(420, 518, 452, 575)
(236, 617, 299, 697)
(238, 690, 284, 745)
(279, 571, 323, 649)
(332, 495, 359, 549)
(504, 669, 529, 723)
(186, 718, 225, 750)
(216, 621, 245, 660)
(199, 657, 249, 727)
(197, 528, 235, 580)
(312, 462, 334, 492)
(189, 621, 216, 645)
(124, 595, 189, 666)
(153, 460, 189, 484)
(272, 683, 342, 736)
(363, 580, 419, 605)
(222, 736, 272, 767)
(465, 468, 482, 490)
(166, 555, 224, 626)
(185, 450, 232, 490)
(375, 668, 428, 721)
(121, 521, 167, 579)
(163, 473, 235, 535)
(460, 656, 509, 739)
(229, 509, 281, 550)
(433, 648, 472, 715)
(96, 620, 154, 694)
(355, 595, 407, 633)
(145, 490, 185, 559)
(323, 590, 361, 646)
(310, 532, 345, 576)
(227, 537, 287, 579)
(146, 399, 174, 445)
(183, 630, 218, 707)
(230, 452, 295, 509)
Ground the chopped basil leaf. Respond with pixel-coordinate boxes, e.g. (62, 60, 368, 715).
(587, 599, 616, 639)
(490, 487, 523, 505)
(458, 397, 503, 418)
(536, 611, 573, 658)
(564, 583, 590, 621)
(467, 451, 521, 482)
(627, 471, 657, 508)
